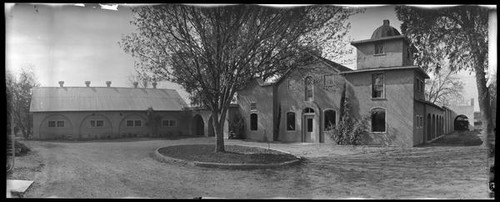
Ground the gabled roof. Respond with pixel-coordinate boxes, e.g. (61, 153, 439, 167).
(269, 52, 352, 86)
(30, 87, 188, 112)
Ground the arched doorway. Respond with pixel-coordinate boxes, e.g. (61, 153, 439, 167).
(454, 115, 469, 131)
(193, 114, 204, 136)
(208, 116, 215, 137)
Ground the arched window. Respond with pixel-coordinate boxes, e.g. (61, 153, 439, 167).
(305, 76, 314, 101)
(286, 112, 295, 131)
(250, 113, 258, 131)
(371, 108, 386, 132)
(324, 110, 336, 131)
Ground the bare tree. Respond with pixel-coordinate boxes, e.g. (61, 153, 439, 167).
(120, 4, 360, 152)
(6, 65, 41, 138)
(425, 66, 465, 107)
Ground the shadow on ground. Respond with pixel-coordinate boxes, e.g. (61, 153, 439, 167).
(418, 130, 483, 147)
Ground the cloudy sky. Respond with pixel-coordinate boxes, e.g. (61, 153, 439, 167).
(5, 4, 490, 110)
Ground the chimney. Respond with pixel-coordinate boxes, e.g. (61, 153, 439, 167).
(471, 98, 474, 106)
(58, 81, 64, 87)
(152, 81, 157, 89)
(383, 19, 389, 26)
(85, 81, 91, 87)
(133, 81, 138, 88)
(106, 81, 112, 87)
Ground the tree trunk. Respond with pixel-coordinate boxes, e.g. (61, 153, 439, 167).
(212, 110, 226, 152)
(474, 65, 494, 148)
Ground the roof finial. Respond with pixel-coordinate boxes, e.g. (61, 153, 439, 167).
(383, 19, 389, 26)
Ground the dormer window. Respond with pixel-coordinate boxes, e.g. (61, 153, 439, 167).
(375, 42, 384, 55)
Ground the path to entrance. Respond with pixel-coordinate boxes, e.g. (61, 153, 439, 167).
(15, 133, 490, 199)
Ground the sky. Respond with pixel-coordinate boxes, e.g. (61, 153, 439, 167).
(5, 4, 493, 110)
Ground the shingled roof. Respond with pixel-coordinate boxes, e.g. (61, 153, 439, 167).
(30, 87, 188, 112)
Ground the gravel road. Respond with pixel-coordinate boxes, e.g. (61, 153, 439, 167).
(16, 134, 490, 199)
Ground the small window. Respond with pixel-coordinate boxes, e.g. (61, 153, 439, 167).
(371, 108, 386, 132)
(372, 73, 384, 98)
(57, 121, 64, 127)
(287, 80, 294, 90)
(286, 112, 296, 131)
(324, 75, 334, 88)
(126, 120, 134, 127)
(162, 120, 177, 127)
(97, 120, 104, 127)
(375, 42, 384, 54)
(305, 76, 314, 101)
(90, 120, 96, 127)
(250, 102, 257, 111)
(134, 120, 142, 127)
(48, 121, 56, 128)
(250, 113, 258, 131)
(324, 110, 336, 131)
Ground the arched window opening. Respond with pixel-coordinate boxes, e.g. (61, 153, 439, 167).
(305, 76, 314, 101)
(250, 113, 258, 131)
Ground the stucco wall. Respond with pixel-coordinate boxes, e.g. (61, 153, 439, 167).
(237, 80, 274, 142)
(414, 101, 425, 145)
(32, 110, 192, 140)
(355, 39, 404, 69)
(448, 104, 474, 130)
(344, 69, 416, 147)
(275, 63, 346, 143)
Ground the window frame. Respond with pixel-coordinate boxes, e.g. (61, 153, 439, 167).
(286, 112, 296, 131)
(374, 42, 384, 55)
(90, 119, 105, 128)
(162, 119, 177, 128)
(370, 107, 387, 133)
(323, 74, 334, 88)
(371, 73, 385, 99)
(48, 121, 56, 128)
(56, 120, 64, 128)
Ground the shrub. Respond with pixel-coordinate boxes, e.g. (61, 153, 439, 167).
(326, 97, 369, 145)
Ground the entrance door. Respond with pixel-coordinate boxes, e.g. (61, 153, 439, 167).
(303, 115, 314, 142)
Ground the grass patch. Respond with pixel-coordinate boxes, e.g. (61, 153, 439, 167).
(157, 144, 298, 164)
(431, 131, 483, 146)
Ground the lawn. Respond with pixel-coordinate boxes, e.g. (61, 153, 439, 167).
(157, 144, 298, 164)
(7, 132, 492, 199)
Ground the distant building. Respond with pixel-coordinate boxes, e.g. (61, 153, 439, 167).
(30, 81, 193, 139)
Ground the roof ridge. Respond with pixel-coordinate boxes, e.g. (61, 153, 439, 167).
(32, 86, 177, 90)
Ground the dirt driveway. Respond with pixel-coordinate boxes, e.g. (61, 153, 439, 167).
(13, 133, 491, 199)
